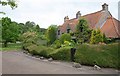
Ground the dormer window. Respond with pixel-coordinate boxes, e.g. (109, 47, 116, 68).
(58, 30, 60, 35)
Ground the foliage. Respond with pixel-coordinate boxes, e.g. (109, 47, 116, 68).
(90, 29, 107, 44)
(0, 19, 2, 42)
(23, 21, 36, 33)
(1, 43, 22, 51)
(0, 0, 17, 14)
(35, 25, 41, 33)
(75, 18, 91, 43)
(49, 47, 71, 61)
(2, 17, 20, 47)
(26, 44, 54, 58)
(59, 33, 71, 44)
(46, 25, 57, 45)
(21, 31, 38, 44)
(75, 43, 119, 69)
(24, 39, 119, 69)
(52, 40, 61, 49)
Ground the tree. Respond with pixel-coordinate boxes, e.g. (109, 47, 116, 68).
(23, 21, 37, 33)
(75, 18, 91, 43)
(2, 17, 19, 47)
(35, 24, 41, 35)
(46, 25, 57, 45)
(18, 23, 25, 35)
(90, 29, 106, 44)
(0, 0, 17, 14)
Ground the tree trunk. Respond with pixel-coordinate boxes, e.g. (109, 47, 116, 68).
(4, 41, 7, 47)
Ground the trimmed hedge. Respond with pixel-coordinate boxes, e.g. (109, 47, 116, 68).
(25, 44, 54, 58)
(49, 47, 71, 61)
(75, 43, 119, 69)
(23, 42, 119, 69)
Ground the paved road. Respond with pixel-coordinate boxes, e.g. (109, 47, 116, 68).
(2, 51, 118, 74)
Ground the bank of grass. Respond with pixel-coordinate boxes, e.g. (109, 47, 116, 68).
(25, 43, 119, 69)
(0, 43, 22, 51)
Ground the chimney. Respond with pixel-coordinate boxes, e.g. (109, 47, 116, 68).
(102, 3, 108, 11)
(76, 11, 81, 19)
(64, 16, 69, 22)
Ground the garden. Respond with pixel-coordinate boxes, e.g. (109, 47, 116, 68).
(1, 17, 120, 69)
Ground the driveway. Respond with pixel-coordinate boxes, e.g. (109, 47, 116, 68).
(2, 51, 119, 74)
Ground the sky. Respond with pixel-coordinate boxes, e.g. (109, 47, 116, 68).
(0, 0, 119, 28)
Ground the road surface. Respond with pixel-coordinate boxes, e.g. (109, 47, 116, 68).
(2, 51, 119, 74)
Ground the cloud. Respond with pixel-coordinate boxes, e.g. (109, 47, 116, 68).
(1, 0, 119, 28)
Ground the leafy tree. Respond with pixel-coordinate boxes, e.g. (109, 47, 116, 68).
(90, 30, 96, 44)
(18, 23, 25, 34)
(35, 25, 41, 33)
(24, 21, 34, 32)
(0, 0, 17, 14)
(21, 21, 36, 33)
(46, 25, 57, 45)
(90, 29, 106, 44)
(75, 18, 91, 43)
(2, 17, 19, 47)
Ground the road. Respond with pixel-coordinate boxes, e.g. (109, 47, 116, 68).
(2, 51, 119, 74)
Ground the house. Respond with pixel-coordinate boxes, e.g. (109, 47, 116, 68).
(57, 3, 120, 39)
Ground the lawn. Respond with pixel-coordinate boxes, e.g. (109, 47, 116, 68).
(0, 43, 22, 51)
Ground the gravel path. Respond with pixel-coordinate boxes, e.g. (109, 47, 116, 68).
(2, 51, 119, 74)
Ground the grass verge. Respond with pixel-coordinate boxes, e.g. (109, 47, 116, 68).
(0, 43, 22, 51)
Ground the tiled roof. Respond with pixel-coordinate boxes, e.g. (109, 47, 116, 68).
(82, 10, 103, 28)
(101, 17, 120, 38)
(58, 10, 120, 38)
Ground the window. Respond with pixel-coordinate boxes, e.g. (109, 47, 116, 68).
(67, 28, 70, 33)
(58, 30, 60, 35)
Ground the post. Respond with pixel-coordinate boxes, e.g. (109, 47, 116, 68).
(70, 36, 77, 62)
(70, 48, 76, 62)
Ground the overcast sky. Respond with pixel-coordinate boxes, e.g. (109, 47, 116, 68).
(0, 0, 119, 28)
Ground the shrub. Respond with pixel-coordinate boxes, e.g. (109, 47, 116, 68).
(52, 40, 61, 49)
(75, 43, 119, 69)
(46, 25, 57, 45)
(90, 29, 106, 44)
(59, 33, 71, 44)
(26, 44, 54, 58)
(21, 31, 38, 44)
(49, 47, 71, 61)
(38, 46, 54, 58)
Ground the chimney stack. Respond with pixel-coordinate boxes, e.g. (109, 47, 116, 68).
(64, 16, 69, 22)
(102, 3, 108, 11)
(76, 11, 81, 19)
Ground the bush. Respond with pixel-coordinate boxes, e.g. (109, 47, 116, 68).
(59, 33, 71, 44)
(49, 47, 71, 61)
(46, 25, 57, 45)
(26, 44, 54, 58)
(75, 43, 119, 69)
(52, 40, 61, 49)
(21, 31, 38, 44)
(90, 29, 106, 44)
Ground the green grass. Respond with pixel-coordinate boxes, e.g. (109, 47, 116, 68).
(0, 43, 22, 51)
